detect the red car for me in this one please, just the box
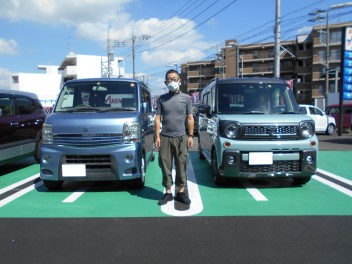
[325,103,352,132]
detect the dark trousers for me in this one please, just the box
[159,135,188,189]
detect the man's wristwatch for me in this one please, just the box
[188,135,194,138]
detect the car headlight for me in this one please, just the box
[42,123,53,144]
[224,122,241,139]
[123,122,140,143]
[300,121,315,139]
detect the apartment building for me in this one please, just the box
[180,22,352,106]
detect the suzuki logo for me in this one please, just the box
[84,127,89,133]
[267,126,276,136]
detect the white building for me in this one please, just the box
[10,53,125,108]
[59,52,125,82]
[10,65,62,108]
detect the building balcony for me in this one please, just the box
[312,89,324,98]
[187,83,200,90]
[296,50,312,58]
[297,66,312,74]
[296,82,311,90]
[62,66,77,77]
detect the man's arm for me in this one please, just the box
[155,114,161,149]
[186,114,194,148]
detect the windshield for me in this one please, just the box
[216,82,299,114]
[55,81,138,112]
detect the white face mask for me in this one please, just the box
[166,81,180,92]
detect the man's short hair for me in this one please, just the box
[165,69,180,80]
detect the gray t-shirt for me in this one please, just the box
[156,91,192,137]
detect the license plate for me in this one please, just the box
[249,152,273,165]
[62,164,86,177]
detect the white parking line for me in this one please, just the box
[0,174,40,195]
[316,168,352,187]
[161,158,204,217]
[62,189,86,203]
[243,181,268,201]
[0,181,43,207]
[313,175,352,197]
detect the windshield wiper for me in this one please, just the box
[242,111,265,114]
[99,107,136,112]
[280,111,298,114]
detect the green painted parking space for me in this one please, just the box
[0,151,352,218]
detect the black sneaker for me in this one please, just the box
[158,193,173,205]
[175,192,191,205]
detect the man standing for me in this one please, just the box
[155,69,194,205]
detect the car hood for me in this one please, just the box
[216,114,313,124]
[45,112,140,134]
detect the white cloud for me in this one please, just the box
[0,39,19,55]
[0,0,213,89]
[0,68,13,89]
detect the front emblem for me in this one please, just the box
[267,126,276,136]
[84,127,89,133]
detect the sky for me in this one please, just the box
[0,0,351,94]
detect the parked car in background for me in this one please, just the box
[299,104,336,135]
[325,103,352,132]
[0,89,46,165]
[192,103,200,134]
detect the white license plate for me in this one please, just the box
[62,164,86,177]
[249,152,273,165]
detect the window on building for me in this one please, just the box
[330,49,341,61]
[330,31,342,43]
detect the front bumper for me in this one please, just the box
[40,143,143,182]
[219,149,317,179]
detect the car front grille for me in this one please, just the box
[63,155,112,169]
[54,133,122,146]
[242,125,298,139]
[240,160,300,173]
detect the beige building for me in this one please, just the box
[180,22,352,106]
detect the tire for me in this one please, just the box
[43,180,64,190]
[325,124,335,135]
[34,139,42,163]
[293,176,311,185]
[133,155,146,189]
[211,151,225,185]
[34,130,42,163]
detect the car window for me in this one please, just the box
[0,96,14,117]
[16,96,37,115]
[299,106,307,114]
[55,81,138,112]
[216,83,298,114]
[309,106,322,115]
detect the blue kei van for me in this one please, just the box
[40,78,155,190]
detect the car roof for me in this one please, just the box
[215,77,288,85]
[64,77,141,84]
[0,89,39,99]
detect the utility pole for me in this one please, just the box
[274,0,281,78]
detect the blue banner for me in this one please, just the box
[342,27,352,100]
[344,84,352,91]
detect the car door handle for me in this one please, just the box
[10,121,19,126]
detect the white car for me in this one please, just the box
[299,104,336,135]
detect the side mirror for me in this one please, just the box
[198,104,211,116]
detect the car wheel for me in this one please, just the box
[325,124,335,135]
[211,151,225,185]
[34,139,42,163]
[43,180,64,190]
[133,155,146,189]
[293,176,311,185]
[34,131,42,163]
